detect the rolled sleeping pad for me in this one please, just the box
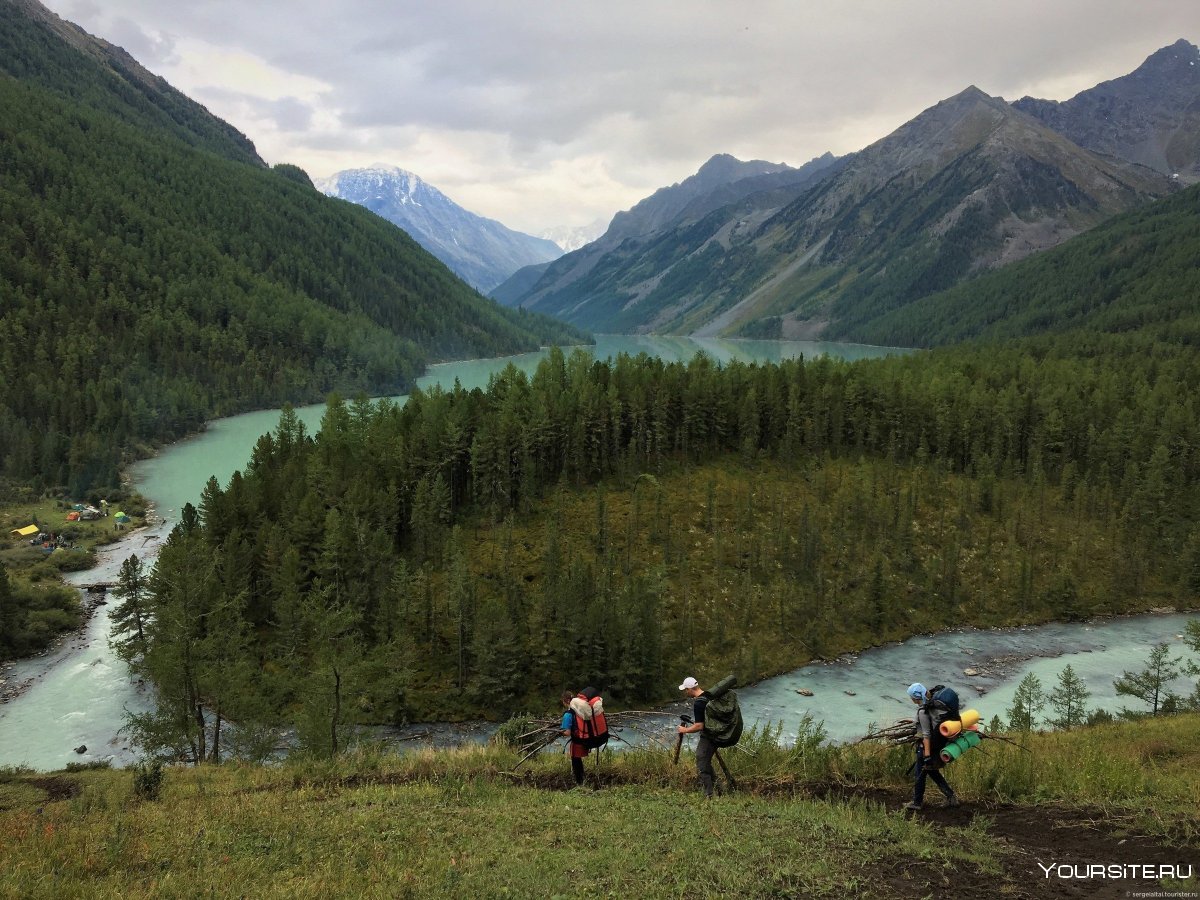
[938,710,982,737]
[940,731,982,763]
[939,719,962,738]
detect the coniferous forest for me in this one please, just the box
[0,7,585,498]
[5,0,1200,766]
[122,327,1200,757]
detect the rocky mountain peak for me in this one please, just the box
[1013,39,1200,181]
[1137,38,1200,76]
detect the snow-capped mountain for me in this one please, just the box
[314,166,562,293]
[540,217,611,252]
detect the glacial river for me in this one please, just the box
[0,336,1194,769]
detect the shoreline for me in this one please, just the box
[0,524,161,709]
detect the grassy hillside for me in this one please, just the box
[1,715,1196,897]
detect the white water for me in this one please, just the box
[1,336,1195,769]
[733,614,1197,743]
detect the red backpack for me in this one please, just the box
[568,687,609,751]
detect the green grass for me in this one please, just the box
[1,495,149,661]
[1,495,146,561]
[0,716,1195,898]
[0,758,998,899]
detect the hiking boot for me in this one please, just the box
[903,801,923,811]
[942,794,960,808]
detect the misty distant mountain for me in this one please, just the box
[602,153,798,245]
[315,166,562,292]
[1014,39,1200,183]
[540,218,610,252]
[489,261,553,305]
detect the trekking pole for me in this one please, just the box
[712,748,737,791]
[672,715,692,764]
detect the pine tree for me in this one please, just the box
[1007,672,1047,731]
[109,554,150,663]
[294,590,362,757]
[1114,643,1184,716]
[1046,664,1090,729]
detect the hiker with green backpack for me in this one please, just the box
[677,675,743,797]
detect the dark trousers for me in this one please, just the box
[914,746,953,804]
[696,734,717,797]
[570,756,585,785]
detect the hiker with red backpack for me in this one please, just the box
[560,688,609,787]
[905,682,961,811]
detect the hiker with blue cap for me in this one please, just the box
[904,682,959,811]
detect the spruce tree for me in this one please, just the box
[109,554,150,663]
[1047,664,1090,729]
[1007,672,1047,731]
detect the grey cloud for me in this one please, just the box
[44,0,1200,230]
[196,87,316,133]
[100,15,178,66]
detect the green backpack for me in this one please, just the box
[703,675,744,748]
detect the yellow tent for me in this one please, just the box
[11,525,39,537]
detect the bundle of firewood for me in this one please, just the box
[852,718,920,746]
[507,711,675,768]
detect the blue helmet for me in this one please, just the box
[907,682,927,701]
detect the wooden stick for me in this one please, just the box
[982,732,1033,753]
[713,748,737,791]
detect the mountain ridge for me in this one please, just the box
[0,0,263,166]
[500,80,1174,338]
[1013,38,1200,183]
[495,152,840,319]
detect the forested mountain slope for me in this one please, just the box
[0,0,262,166]
[0,0,586,495]
[844,183,1200,347]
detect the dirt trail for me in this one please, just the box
[814,784,1196,898]
[499,768,1197,896]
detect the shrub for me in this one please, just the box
[131,759,165,801]
[490,714,538,751]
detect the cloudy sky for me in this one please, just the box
[45,0,1200,235]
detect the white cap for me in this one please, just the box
[678,676,699,691]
